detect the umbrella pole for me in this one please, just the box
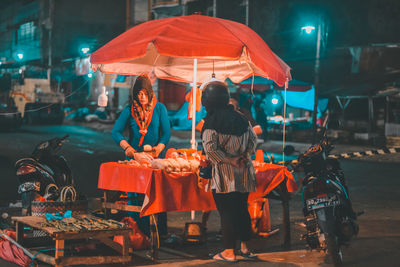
[191,58,198,221]
[191,58,198,151]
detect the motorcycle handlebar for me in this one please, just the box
[60,134,69,141]
[52,134,69,149]
[57,135,70,145]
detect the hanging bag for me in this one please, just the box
[198,158,212,179]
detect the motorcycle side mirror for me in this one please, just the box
[48,136,67,151]
[316,127,326,135]
[58,136,69,146]
[316,127,329,143]
[37,141,49,150]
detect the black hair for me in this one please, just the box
[201,81,249,136]
[201,81,230,112]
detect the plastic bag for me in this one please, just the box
[198,159,212,179]
[0,231,37,267]
[113,217,150,250]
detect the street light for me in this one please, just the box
[301,26,315,34]
[81,47,90,54]
[16,53,24,60]
[302,19,322,144]
[79,44,90,56]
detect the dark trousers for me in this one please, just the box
[127,192,168,237]
[212,191,252,249]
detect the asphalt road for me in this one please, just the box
[0,123,399,266]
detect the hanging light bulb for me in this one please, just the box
[199,77,222,90]
[199,62,222,90]
[98,86,108,107]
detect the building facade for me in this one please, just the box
[0,0,126,105]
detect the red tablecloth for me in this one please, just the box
[98,162,297,216]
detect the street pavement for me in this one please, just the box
[0,120,399,266]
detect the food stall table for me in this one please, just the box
[12,215,131,267]
[98,162,297,257]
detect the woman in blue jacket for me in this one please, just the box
[112,75,171,237]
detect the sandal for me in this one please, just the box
[212,252,238,263]
[239,250,257,259]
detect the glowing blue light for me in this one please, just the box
[301,26,315,34]
[17,53,24,60]
[271,97,279,105]
[87,73,93,78]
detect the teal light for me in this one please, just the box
[301,26,315,34]
[87,73,93,78]
[17,53,24,60]
[271,97,279,105]
[81,47,90,54]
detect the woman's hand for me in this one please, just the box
[222,156,242,168]
[154,143,165,158]
[225,153,250,168]
[120,140,135,158]
[125,147,136,158]
[238,156,250,167]
[231,157,243,168]
[239,152,251,166]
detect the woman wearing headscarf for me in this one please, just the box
[201,81,257,262]
[112,75,171,237]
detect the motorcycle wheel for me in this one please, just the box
[326,234,343,266]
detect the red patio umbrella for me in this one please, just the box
[90,14,292,151]
[91,14,291,86]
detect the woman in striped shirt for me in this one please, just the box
[201,81,257,262]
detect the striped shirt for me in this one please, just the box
[202,125,257,193]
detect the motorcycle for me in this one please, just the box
[290,128,359,266]
[15,135,77,215]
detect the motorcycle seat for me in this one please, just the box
[16,158,55,176]
[15,158,37,168]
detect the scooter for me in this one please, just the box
[15,135,76,215]
[291,128,359,266]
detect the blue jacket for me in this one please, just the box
[112,102,171,153]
